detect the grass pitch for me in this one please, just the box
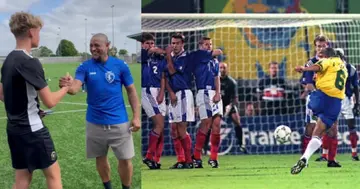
[142,154,360,189]
[0,62,141,189]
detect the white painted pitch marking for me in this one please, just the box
[49,109,87,114]
[58,101,130,107]
[58,102,87,106]
[0,109,87,120]
[0,103,133,120]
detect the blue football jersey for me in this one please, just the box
[345,62,359,98]
[163,51,193,92]
[141,49,165,88]
[192,50,219,90]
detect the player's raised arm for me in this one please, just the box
[165,46,176,75]
[141,33,165,63]
[148,47,166,55]
[38,86,69,109]
[304,49,337,73]
[295,64,320,73]
[212,49,223,57]
[18,59,70,109]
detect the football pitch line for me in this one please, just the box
[59,101,131,108]
[0,109,87,120]
[0,102,132,120]
[59,101,87,106]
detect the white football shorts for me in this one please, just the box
[141,87,166,118]
[196,89,223,120]
[305,94,317,124]
[340,96,354,120]
[168,89,195,123]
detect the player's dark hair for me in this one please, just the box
[171,33,185,43]
[313,34,329,46]
[141,32,155,43]
[269,61,278,67]
[198,36,211,45]
[321,47,337,57]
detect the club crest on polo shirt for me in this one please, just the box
[105,71,115,83]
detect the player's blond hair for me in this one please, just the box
[9,12,43,37]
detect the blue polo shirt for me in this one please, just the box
[75,56,134,125]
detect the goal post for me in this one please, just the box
[141,13,360,156]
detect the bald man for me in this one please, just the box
[204,62,247,154]
[59,33,140,189]
[220,63,247,153]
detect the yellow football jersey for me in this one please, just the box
[314,57,348,99]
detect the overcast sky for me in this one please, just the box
[0,0,141,56]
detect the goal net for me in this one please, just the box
[141,13,360,155]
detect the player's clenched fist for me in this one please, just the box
[156,92,164,104]
[213,93,221,103]
[169,92,177,106]
[165,45,173,54]
[130,118,141,132]
[295,66,305,73]
[58,72,73,88]
[148,47,166,54]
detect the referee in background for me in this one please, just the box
[203,62,248,154]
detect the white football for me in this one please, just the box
[274,125,292,144]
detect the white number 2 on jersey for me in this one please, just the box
[152,66,158,74]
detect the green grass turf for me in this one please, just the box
[0,62,141,189]
[142,154,360,189]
